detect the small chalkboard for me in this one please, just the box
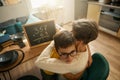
[23,20,56,48]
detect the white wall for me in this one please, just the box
[0,0,30,22]
[0,0,75,23]
[75,0,88,19]
[63,0,75,23]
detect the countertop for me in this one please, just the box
[88,1,120,9]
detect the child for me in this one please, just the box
[38,30,77,80]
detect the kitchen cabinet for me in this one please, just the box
[117,28,120,38]
[87,3,101,24]
[87,2,120,38]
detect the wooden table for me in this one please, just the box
[0,49,24,80]
[0,39,49,63]
[0,39,49,80]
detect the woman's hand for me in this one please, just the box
[63,70,85,80]
[63,73,78,80]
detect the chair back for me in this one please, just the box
[87,53,110,80]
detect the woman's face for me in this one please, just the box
[58,44,77,63]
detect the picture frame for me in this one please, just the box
[23,20,56,48]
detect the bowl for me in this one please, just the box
[0,50,15,66]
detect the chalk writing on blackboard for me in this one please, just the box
[33,25,50,42]
[23,20,56,48]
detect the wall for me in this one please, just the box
[0,0,75,23]
[63,0,74,23]
[0,0,30,22]
[75,0,88,20]
[63,0,97,22]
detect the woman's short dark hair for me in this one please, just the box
[53,30,75,50]
[72,19,98,44]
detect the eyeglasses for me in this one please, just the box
[58,50,77,59]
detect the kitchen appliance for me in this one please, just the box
[111,0,120,6]
[99,6,120,33]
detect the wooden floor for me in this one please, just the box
[89,31,120,80]
[0,23,120,80]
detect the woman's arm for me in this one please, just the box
[35,41,89,74]
[63,63,88,80]
[35,41,70,74]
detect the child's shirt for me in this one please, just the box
[44,48,60,75]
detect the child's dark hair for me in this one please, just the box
[53,30,75,50]
[72,19,98,44]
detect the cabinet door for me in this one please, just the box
[117,28,120,38]
[87,4,101,24]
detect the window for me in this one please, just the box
[30,0,64,24]
[30,0,64,9]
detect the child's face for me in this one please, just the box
[58,44,77,63]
